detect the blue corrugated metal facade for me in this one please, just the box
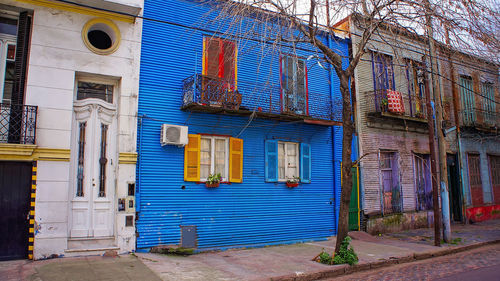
[136,0,349,250]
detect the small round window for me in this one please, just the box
[82,18,121,55]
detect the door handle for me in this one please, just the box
[92,178,96,187]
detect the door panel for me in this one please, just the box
[0,161,32,260]
[70,100,116,238]
[468,154,483,206]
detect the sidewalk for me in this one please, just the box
[138,219,500,281]
[1,220,498,281]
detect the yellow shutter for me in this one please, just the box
[229,137,243,183]
[184,134,200,181]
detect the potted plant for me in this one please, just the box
[205,173,221,188]
[286,176,300,188]
[380,98,389,112]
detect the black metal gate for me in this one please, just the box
[0,161,32,260]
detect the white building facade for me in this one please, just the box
[0,0,142,260]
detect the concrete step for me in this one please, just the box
[67,237,116,250]
[65,237,118,257]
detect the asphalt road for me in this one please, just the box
[327,244,500,281]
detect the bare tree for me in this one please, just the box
[204,0,500,254]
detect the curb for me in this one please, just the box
[269,239,500,281]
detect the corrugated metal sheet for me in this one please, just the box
[136,0,348,250]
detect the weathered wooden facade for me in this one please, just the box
[336,17,436,233]
[439,48,500,223]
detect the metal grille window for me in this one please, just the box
[200,136,229,181]
[482,82,496,125]
[460,76,475,125]
[414,154,432,211]
[77,82,113,103]
[405,59,426,118]
[76,122,86,197]
[468,153,483,206]
[98,124,108,197]
[372,52,395,92]
[380,151,402,214]
[278,141,299,181]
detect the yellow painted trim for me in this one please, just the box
[0,144,70,161]
[119,152,138,164]
[82,18,121,55]
[16,0,135,23]
[202,38,206,76]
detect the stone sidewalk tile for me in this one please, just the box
[139,220,500,281]
[0,255,161,281]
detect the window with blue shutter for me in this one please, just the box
[300,143,311,183]
[265,140,278,182]
[266,140,311,183]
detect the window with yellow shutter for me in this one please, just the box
[184,134,243,183]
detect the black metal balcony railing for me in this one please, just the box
[0,103,37,144]
[365,89,428,120]
[460,108,500,128]
[182,74,339,123]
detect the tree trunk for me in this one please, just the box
[335,72,354,253]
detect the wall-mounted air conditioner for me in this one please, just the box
[160,124,188,146]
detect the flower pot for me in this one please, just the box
[286,182,299,188]
[205,182,220,188]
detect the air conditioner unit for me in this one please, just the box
[161,124,188,146]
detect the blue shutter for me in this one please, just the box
[265,140,278,182]
[300,143,311,183]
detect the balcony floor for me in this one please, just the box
[181,103,341,126]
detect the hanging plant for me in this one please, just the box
[205,173,221,188]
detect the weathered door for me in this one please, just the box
[447,154,462,222]
[0,161,32,260]
[467,154,483,206]
[70,98,116,238]
[489,155,500,204]
[348,167,359,231]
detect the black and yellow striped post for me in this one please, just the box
[28,161,37,260]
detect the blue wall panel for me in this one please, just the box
[137,0,348,250]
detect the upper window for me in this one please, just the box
[281,56,308,115]
[405,59,426,118]
[184,134,243,183]
[372,52,395,92]
[203,37,236,83]
[77,81,113,103]
[265,140,311,183]
[200,136,229,181]
[278,141,299,181]
[1,44,15,104]
[481,82,496,124]
[460,76,475,124]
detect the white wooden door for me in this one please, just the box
[70,98,116,238]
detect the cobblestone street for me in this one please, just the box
[329,244,500,281]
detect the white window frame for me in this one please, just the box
[278,141,300,181]
[200,136,229,182]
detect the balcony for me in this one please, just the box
[0,103,38,144]
[365,90,428,132]
[181,74,340,126]
[460,108,500,131]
